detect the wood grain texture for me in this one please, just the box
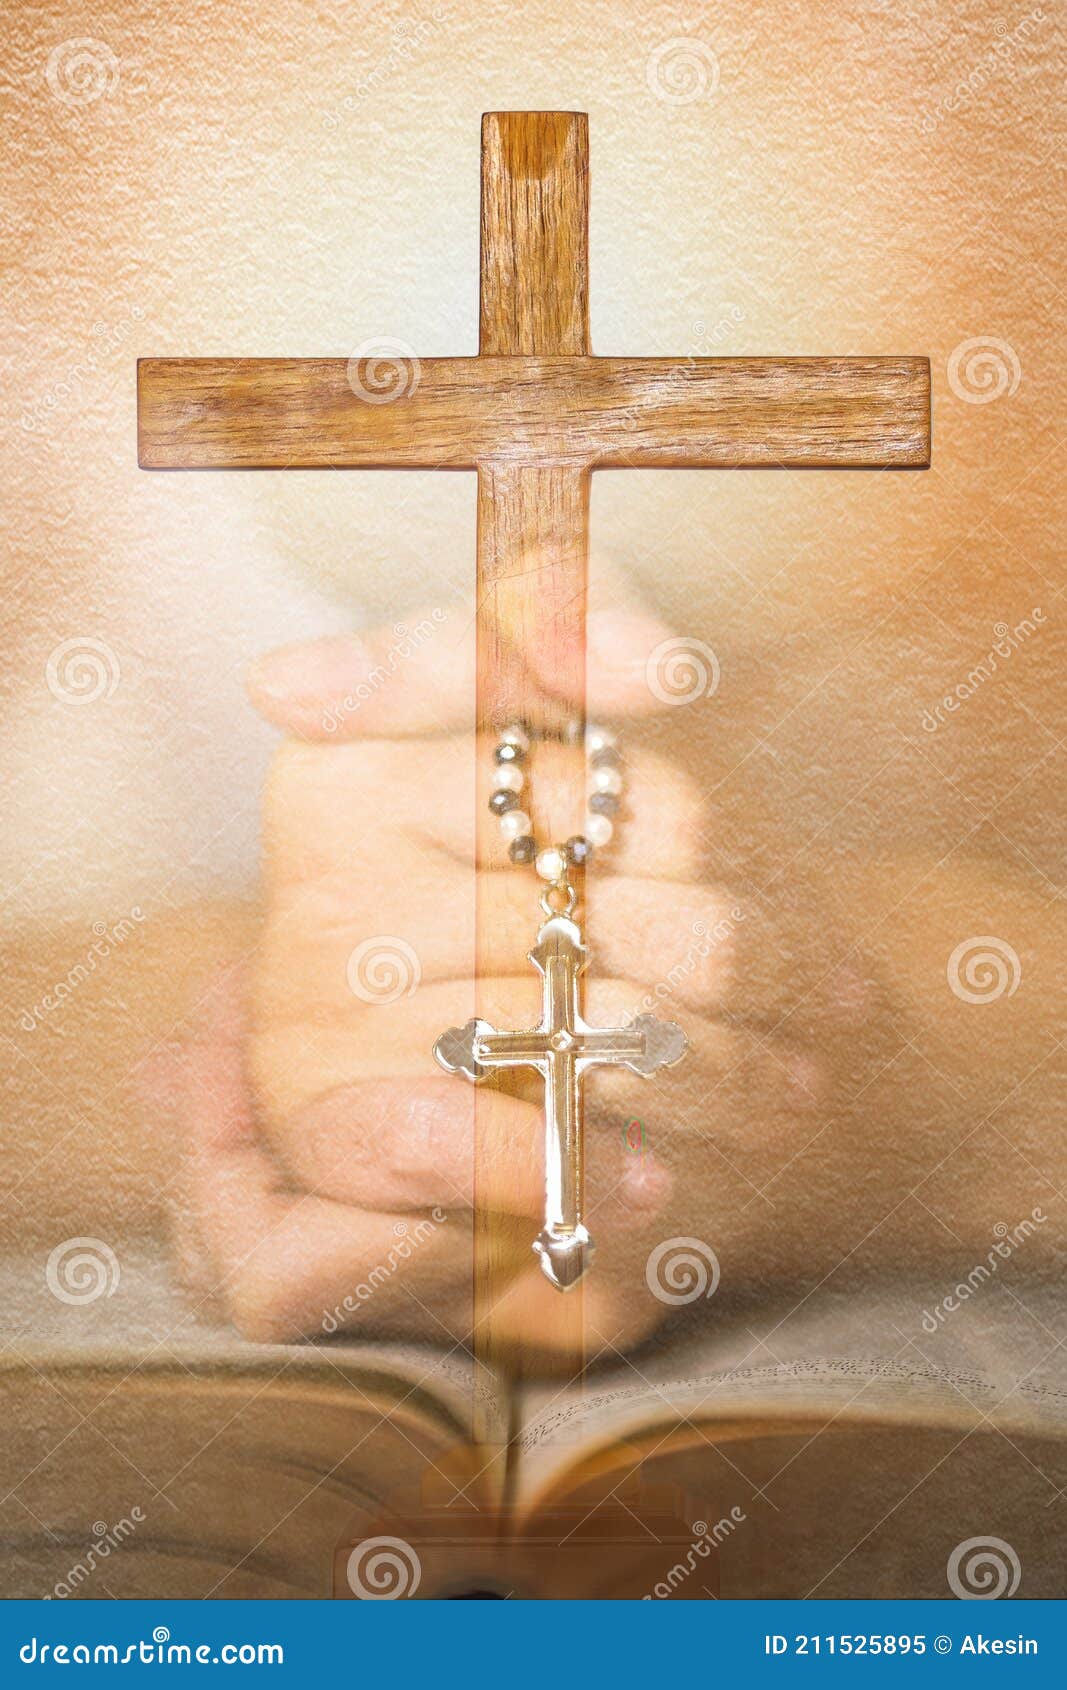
[474,461,591,1380]
[138,355,931,470]
[475,115,591,1381]
[479,111,589,356]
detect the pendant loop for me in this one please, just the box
[539,878,577,919]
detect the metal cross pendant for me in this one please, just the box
[433,914,688,1291]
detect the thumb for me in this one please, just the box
[528,569,682,719]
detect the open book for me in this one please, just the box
[3,1251,1065,1600]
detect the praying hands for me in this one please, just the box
[169,593,885,1367]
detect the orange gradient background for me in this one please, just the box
[2,0,1063,1278]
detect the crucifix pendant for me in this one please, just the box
[433,907,688,1291]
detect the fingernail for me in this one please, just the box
[247,635,371,705]
[619,1152,674,1218]
[587,609,671,681]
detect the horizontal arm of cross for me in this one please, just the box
[137,354,930,471]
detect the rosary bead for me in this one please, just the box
[589,791,619,816]
[508,835,537,865]
[586,725,617,757]
[494,763,524,794]
[500,723,530,755]
[585,813,613,848]
[591,764,623,796]
[494,741,524,766]
[565,835,591,866]
[500,808,532,840]
[536,846,567,883]
[489,789,520,815]
[589,744,621,770]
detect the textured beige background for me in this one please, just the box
[2,0,1063,1258]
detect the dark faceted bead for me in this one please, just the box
[494,742,524,765]
[589,791,619,816]
[489,789,519,815]
[590,746,622,769]
[565,835,591,866]
[508,835,537,865]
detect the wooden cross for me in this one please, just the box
[138,110,930,1375]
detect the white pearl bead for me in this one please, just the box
[500,723,530,754]
[494,764,524,794]
[500,809,531,840]
[591,764,623,796]
[536,846,566,882]
[585,813,613,848]
[586,725,616,756]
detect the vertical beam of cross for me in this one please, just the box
[475,112,592,1372]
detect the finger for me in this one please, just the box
[255,873,739,1041]
[256,1052,688,1227]
[173,970,470,1342]
[531,600,683,721]
[259,735,706,890]
[183,1043,472,1345]
[246,603,476,740]
[250,974,824,1151]
[246,572,684,742]
[271,1076,544,1216]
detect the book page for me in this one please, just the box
[516,1276,1067,1511]
[0,1244,506,1445]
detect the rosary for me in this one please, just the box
[434,723,688,1291]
